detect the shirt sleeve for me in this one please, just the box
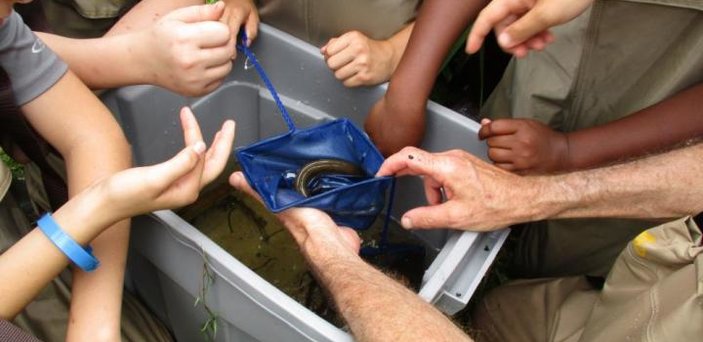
[0,11,68,106]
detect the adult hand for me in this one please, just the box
[135,2,235,96]
[364,95,426,157]
[229,172,362,258]
[221,0,259,46]
[478,118,569,174]
[321,31,398,87]
[104,107,235,218]
[377,147,539,231]
[466,0,593,57]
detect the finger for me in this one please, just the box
[342,75,366,88]
[480,118,491,126]
[500,7,555,49]
[338,227,362,253]
[181,107,204,146]
[202,120,236,185]
[244,12,260,45]
[203,57,233,79]
[326,47,356,71]
[323,34,351,57]
[145,142,205,192]
[229,171,263,203]
[376,147,452,186]
[334,63,359,82]
[400,201,466,230]
[487,147,514,163]
[486,119,521,135]
[201,44,237,68]
[524,36,546,51]
[167,2,225,24]
[494,162,516,172]
[466,1,513,54]
[485,135,517,149]
[423,176,444,205]
[188,21,231,48]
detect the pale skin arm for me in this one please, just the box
[320,22,414,87]
[36,3,236,97]
[229,172,472,342]
[1,105,235,321]
[21,70,131,341]
[376,144,703,231]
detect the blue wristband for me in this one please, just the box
[37,213,100,272]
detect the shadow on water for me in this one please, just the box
[177,177,434,327]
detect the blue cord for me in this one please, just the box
[237,31,400,251]
[237,32,297,132]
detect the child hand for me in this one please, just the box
[478,118,569,174]
[466,0,593,57]
[220,0,259,47]
[321,31,398,87]
[136,3,235,96]
[101,107,235,219]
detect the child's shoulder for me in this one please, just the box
[0,11,67,106]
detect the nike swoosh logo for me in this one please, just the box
[31,39,45,53]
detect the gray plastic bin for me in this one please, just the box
[103,24,508,342]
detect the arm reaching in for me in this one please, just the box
[229,172,472,342]
[365,0,488,156]
[479,83,703,174]
[37,3,235,97]
[376,145,703,231]
[0,107,235,320]
[321,23,414,87]
[466,0,593,56]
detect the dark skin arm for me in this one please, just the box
[479,83,703,173]
[364,0,489,156]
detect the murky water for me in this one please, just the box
[177,182,433,327]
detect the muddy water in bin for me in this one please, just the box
[177,178,435,327]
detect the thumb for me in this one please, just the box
[166,2,225,24]
[498,8,553,49]
[147,142,205,189]
[400,201,463,230]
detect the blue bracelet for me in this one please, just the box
[37,213,100,272]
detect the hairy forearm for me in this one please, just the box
[534,142,703,221]
[36,32,153,90]
[565,83,703,170]
[386,0,487,106]
[308,252,471,341]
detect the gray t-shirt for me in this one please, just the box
[0,11,67,106]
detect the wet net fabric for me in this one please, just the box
[234,33,393,230]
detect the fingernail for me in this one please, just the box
[401,216,413,229]
[193,141,206,154]
[498,32,513,47]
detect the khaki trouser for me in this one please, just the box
[482,0,703,277]
[472,216,703,342]
[41,0,139,38]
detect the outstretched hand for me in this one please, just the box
[377,147,537,231]
[103,107,235,219]
[466,0,593,57]
[229,171,362,258]
[478,118,569,173]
